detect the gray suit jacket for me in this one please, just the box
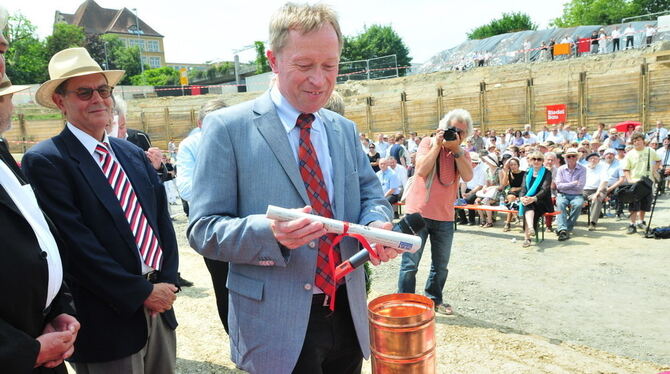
[187,91,391,373]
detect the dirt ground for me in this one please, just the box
[165,194,670,373]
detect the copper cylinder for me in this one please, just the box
[368,293,436,374]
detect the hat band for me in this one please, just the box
[0,80,10,89]
[53,65,104,80]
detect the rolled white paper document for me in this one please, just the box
[265,205,422,252]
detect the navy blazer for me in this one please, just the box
[21,127,179,363]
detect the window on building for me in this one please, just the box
[147,40,160,52]
[149,57,161,69]
[128,38,145,51]
[141,56,148,66]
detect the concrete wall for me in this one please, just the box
[245,72,273,92]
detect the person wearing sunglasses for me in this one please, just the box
[519,152,554,247]
[554,148,587,241]
[22,48,180,373]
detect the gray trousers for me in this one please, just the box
[584,188,605,225]
[71,309,176,374]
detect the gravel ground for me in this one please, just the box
[167,194,670,373]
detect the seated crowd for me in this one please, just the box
[360,121,669,248]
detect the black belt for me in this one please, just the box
[144,271,159,283]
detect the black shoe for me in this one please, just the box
[636,221,646,229]
[457,219,469,225]
[468,221,477,226]
[627,224,637,235]
[557,230,569,241]
[177,274,193,287]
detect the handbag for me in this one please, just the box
[475,186,498,199]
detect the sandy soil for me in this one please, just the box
[165,194,670,373]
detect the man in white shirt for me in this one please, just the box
[646,120,668,147]
[387,156,408,190]
[582,153,608,230]
[375,133,390,157]
[547,125,565,144]
[624,24,635,49]
[645,24,657,47]
[407,131,419,153]
[536,125,551,143]
[562,124,578,143]
[377,158,402,204]
[457,152,486,225]
[611,26,621,52]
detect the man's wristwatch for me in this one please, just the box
[453,150,464,158]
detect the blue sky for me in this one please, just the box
[7,0,566,64]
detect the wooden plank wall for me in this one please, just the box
[8,62,670,153]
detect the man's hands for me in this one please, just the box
[269,208,402,266]
[367,221,402,266]
[143,282,178,317]
[35,313,80,368]
[270,206,327,249]
[145,147,163,170]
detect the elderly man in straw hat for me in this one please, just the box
[21,47,180,373]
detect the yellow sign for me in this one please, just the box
[179,68,188,85]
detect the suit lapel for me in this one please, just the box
[253,92,310,206]
[60,128,141,262]
[320,111,345,220]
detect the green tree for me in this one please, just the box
[5,13,48,84]
[85,33,111,69]
[98,34,145,85]
[254,41,270,74]
[341,24,412,77]
[206,66,218,80]
[45,23,86,60]
[130,66,179,86]
[633,0,670,15]
[217,61,232,75]
[551,0,641,27]
[467,12,538,40]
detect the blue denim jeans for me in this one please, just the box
[556,193,585,232]
[397,218,454,306]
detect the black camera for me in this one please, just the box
[443,127,458,141]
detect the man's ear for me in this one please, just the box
[52,93,66,114]
[267,49,279,73]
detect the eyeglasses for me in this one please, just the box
[65,85,113,101]
[565,155,577,158]
[530,158,543,161]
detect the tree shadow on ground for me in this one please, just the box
[176,358,243,373]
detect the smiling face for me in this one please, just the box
[53,74,113,140]
[267,23,339,114]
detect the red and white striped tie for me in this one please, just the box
[95,142,163,270]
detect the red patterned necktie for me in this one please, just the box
[95,142,163,271]
[296,113,341,304]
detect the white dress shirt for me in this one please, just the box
[67,123,155,274]
[0,161,63,309]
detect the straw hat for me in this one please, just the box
[0,75,30,97]
[35,48,124,109]
[565,147,579,155]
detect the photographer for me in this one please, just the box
[398,109,474,315]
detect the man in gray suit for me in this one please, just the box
[188,3,400,374]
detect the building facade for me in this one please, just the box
[55,0,165,68]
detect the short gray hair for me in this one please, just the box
[269,2,343,55]
[438,108,473,138]
[113,94,127,116]
[198,97,228,122]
